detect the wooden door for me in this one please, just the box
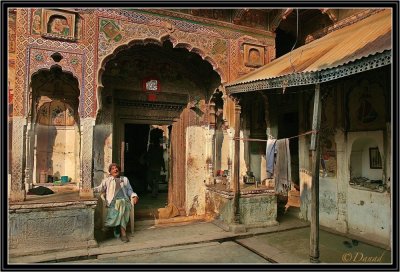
[169,108,189,215]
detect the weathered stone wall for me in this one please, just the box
[297,72,391,247]
[206,189,278,227]
[9,200,97,257]
[185,126,207,216]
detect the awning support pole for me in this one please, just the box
[310,83,321,263]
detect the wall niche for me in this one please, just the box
[348,131,386,193]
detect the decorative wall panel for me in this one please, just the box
[81,117,95,191]
[11,117,25,194]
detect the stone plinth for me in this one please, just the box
[206,185,278,229]
[9,198,98,257]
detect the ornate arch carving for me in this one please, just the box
[97,15,228,84]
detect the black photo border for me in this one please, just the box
[1,0,399,271]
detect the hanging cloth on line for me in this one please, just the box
[274,138,291,194]
[266,139,277,179]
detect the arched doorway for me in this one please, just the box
[29,66,81,188]
[96,39,221,220]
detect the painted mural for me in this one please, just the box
[31,9,42,35]
[319,90,337,178]
[347,80,385,131]
[41,9,76,41]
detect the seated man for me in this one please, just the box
[94,163,139,242]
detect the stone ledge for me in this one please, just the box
[9,240,97,260]
[9,199,97,211]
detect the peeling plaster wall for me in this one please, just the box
[206,190,234,223]
[346,188,391,246]
[296,71,391,247]
[93,124,113,187]
[299,129,391,247]
[220,130,230,171]
[345,131,390,246]
[319,179,338,223]
[185,126,207,215]
[9,201,97,256]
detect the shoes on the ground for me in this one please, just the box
[114,227,120,238]
[120,235,129,243]
[343,241,352,248]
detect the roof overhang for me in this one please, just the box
[226,50,391,94]
[226,9,392,94]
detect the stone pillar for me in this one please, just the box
[10,117,26,202]
[206,102,216,181]
[227,127,235,189]
[9,9,29,202]
[80,117,96,199]
[205,128,216,184]
[24,121,35,191]
[231,97,245,233]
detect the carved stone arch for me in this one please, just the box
[174,42,193,51]
[160,34,177,46]
[29,65,81,121]
[29,61,82,93]
[142,37,163,46]
[190,47,206,58]
[96,36,226,114]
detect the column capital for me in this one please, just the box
[205,128,216,137]
[227,127,235,138]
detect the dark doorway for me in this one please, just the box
[124,124,149,194]
[124,124,169,221]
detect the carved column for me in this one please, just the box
[23,90,35,191]
[233,98,241,224]
[80,117,96,199]
[10,9,29,202]
[10,117,26,202]
[227,127,235,189]
[206,102,216,181]
[205,128,216,184]
[24,121,34,191]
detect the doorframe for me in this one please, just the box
[114,118,172,174]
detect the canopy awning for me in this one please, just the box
[226,9,392,94]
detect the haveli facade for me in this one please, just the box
[7,7,393,257]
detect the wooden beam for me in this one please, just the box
[310,83,321,263]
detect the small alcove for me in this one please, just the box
[349,133,385,192]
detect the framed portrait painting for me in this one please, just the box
[41,9,76,41]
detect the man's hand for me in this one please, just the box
[131,196,139,205]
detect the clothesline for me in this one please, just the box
[233,130,318,142]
